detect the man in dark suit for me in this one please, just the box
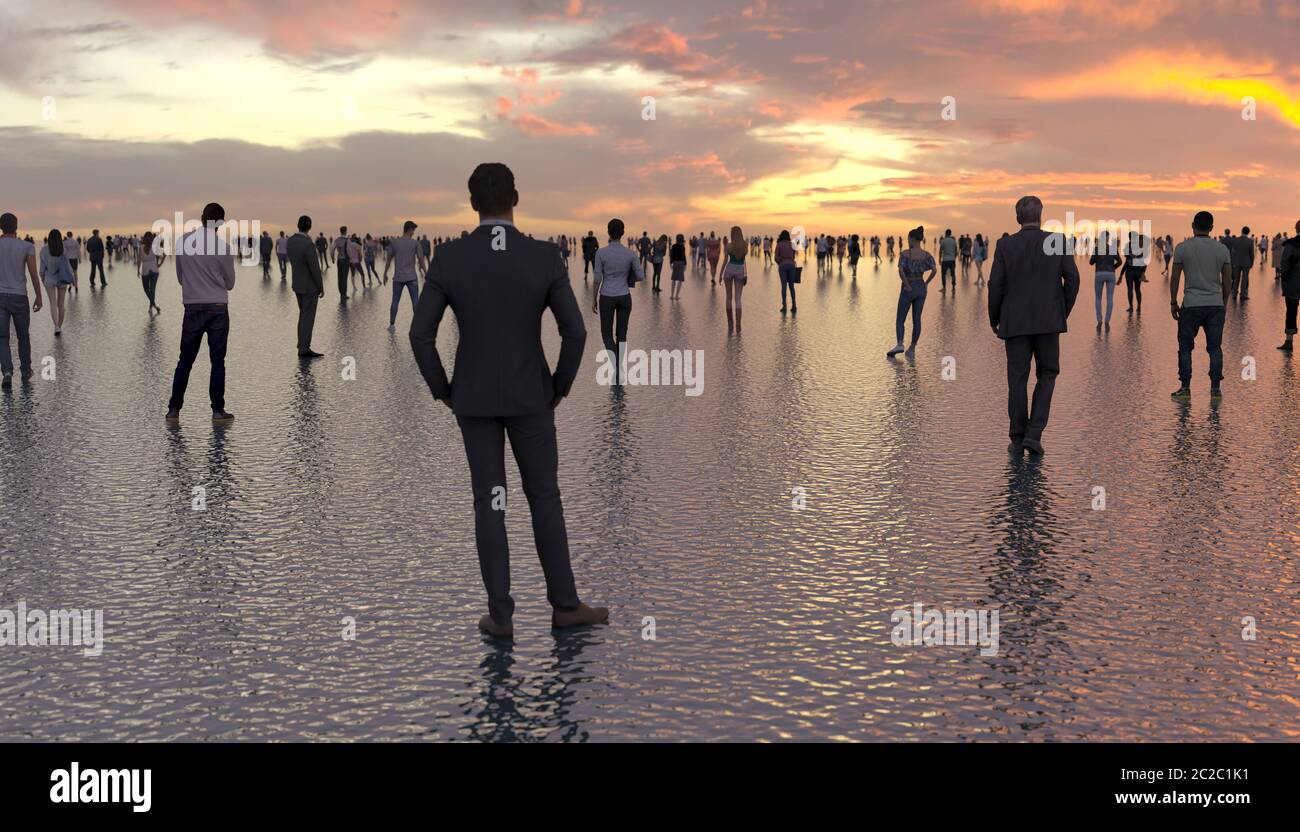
[410,162,607,639]
[988,195,1080,456]
[287,215,324,358]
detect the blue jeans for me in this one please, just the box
[896,286,926,344]
[1177,305,1225,387]
[779,262,797,307]
[1094,272,1116,322]
[0,293,32,376]
[169,304,229,411]
[390,280,418,325]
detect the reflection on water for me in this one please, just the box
[0,254,1296,741]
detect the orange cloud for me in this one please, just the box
[1022,51,1300,129]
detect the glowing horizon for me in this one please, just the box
[2,0,1299,239]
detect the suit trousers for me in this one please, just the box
[336,259,350,298]
[295,291,318,354]
[1230,265,1250,299]
[457,409,580,625]
[1003,333,1060,443]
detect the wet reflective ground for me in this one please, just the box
[1,250,1297,741]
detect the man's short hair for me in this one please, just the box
[1014,196,1043,225]
[468,162,516,215]
[1241,225,1250,235]
[298,215,312,232]
[0,213,16,234]
[339,226,347,234]
[403,220,418,233]
[607,218,625,239]
[1193,211,1214,232]
[202,202,225,224]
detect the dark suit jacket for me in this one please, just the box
[988,227,1080,339]
[286,232,323,295]
[410,224,586,417]
[1229,235,1255,269]
[1280,237,1300,299]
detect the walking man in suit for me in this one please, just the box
[988,195,1080,456]
[410,162,607,639]
[287,215,325,359]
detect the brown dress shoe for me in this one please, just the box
[478,615,514,639]
[551,603,609,629]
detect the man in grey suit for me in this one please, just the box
[410,163,607,639]
[286,215,324,358]
[988,195,1080,456]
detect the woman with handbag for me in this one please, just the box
[775,229,799,314]
[592,218,642,384]
[39,229,75,336]
[720,226,747,333]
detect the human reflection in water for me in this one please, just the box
[1159,405,1224,556]
[981,457,1077,735]
[462,628,598,742]
[588,385,641,521]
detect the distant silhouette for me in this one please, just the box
[988,196,1080,455]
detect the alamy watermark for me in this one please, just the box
[0,601,104,657]
[596,343,704,396]
[149,211,262,266]
[890,602,1000,657]
[1042,212,1153,257]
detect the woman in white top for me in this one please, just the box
[137,231,165,314]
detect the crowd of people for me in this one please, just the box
[2,165,1298,637]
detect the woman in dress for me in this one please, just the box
[971,233,988,284]
[669,234,686,300]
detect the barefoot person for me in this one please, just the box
[988,196,1080,456]
[410,162,607,639]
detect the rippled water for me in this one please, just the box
[1,250,1297,742]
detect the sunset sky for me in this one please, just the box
[2,0,1299,239]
